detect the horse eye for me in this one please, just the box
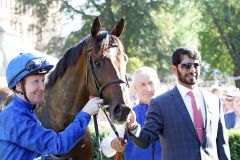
[95,60,104,68]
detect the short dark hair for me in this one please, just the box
[172,47,201,66]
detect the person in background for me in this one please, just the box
[224,91,240,129]
[211,85,223,97]
[101,66,162,160]
[0,53,103,160]
[210,85,230,114]
[127,47,230,160]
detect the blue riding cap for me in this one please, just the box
[6,53,54,90]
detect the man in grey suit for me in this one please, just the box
[127,47,230,160]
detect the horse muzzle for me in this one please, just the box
[111,104,131,124]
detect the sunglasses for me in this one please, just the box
[25,58,49,71]
[179,62,201,70]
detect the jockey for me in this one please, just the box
[0,53,103,160]
[6,53,54,102]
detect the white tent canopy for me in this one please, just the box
[0,30,59,87]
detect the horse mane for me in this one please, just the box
[46,31,112,89]
[46,36,89,89]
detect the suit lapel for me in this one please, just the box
[171,86,198,140]
[200,90,212,144]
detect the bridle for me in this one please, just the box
[87,55,129,99]
[86,33,129,98]
[86,34,129,160]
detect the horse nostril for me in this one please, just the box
[113,105,131,118]
[112,104,131,123]
[124,106,131,115]
[113,105,122,114]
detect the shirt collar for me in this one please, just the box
[177,83,200,98]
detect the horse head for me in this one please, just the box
[39,17,131,159]
[42,17,131,130]
[86,17,131,123]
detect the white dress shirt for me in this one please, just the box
[177,83,206,126]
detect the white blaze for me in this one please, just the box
[109,47,118,65]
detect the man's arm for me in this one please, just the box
[128,98,162,148]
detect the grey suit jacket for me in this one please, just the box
[129,86,230,160]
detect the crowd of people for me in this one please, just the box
[1,46,239,160]
[210,85,240,129]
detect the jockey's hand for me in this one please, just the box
[111,138,127,152]
[82,97,103,115]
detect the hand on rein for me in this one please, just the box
[82,96,103,115]
[89,96,109,110]
[111,137,127,153]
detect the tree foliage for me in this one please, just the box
[197,0,240,87]
[15,0,177,77]
[62,0,171,75]
[14,0,240,87]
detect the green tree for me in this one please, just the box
[197,0,240,87]
[14,0,174,76]
[152,0,202,77]
[16,0,240,85]
[62,0,169,74]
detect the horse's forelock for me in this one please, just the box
[95,31,108,43]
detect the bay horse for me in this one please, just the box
[36,17,131,160]
[0,87,12,111]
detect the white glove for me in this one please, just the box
[82,97,103,115]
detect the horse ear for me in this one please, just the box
[91,17,101,37]
[111,18,124,37]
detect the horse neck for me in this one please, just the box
[42,58,90,130]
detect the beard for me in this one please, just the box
[177,69,198,85]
